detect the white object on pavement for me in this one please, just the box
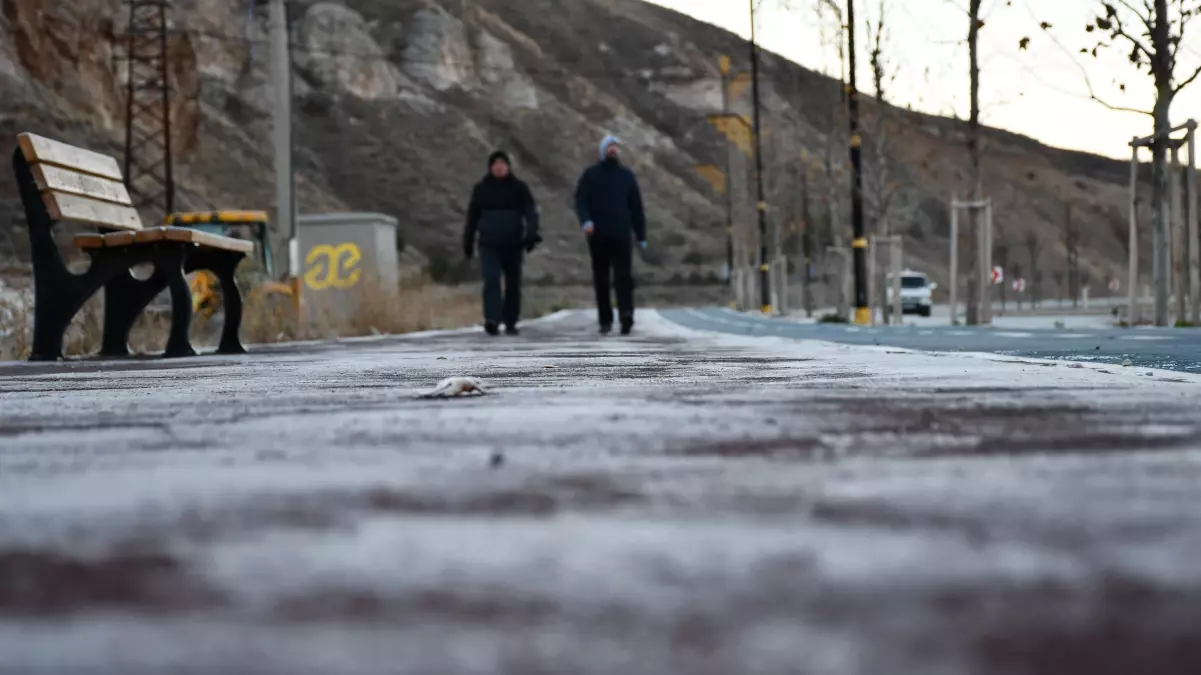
[418,376,490,399]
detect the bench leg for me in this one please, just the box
[100,266,169,358]
[14,149,118,361]
[213,252,247,355]
[162,251,197,359]
[29,291,81,362]
[185,250,247,355]
[28,254,122,362]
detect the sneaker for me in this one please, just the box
[505,324,519,336]
[599,324,612,335]
[484,322,500,336]
[620,319,634,336]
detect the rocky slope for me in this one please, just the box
[0,0,1144,300]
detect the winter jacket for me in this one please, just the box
[464,174,540,252]
[574,158,647,243]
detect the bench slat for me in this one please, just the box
[45,191,143,231]
[74,233,106,249]
[136,227,255,254]
[18,133,124,181]
[190,229,255,254]
[167,210,270,225]
[32,164,132,206]
[74,228,254,254]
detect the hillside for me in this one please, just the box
[0,0,1145,302]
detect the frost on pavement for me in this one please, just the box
[1,310,1200,675]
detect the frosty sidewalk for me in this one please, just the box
[2,310,1201,675]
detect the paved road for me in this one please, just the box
[661,307,1201,374]
[3,310,1201,674]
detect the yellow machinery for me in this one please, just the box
[167,211,297,319]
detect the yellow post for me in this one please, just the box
[852,237,871,325]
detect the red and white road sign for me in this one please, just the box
[1108,278,1121,292]
[1012,278,1026,293]
[991,266,1004,285]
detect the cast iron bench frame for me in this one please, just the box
[12,132,257,361]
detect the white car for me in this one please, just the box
[886,270,936,317]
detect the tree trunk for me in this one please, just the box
[1151,0,1172,326]
[801,168,814,317]
[966,0,983,325]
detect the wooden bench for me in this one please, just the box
[11,132,256,361]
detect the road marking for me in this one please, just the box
[687,308,731,325]
[1123,335,1174,341]
[949,331,973,336]
[919,331,934,336]
[1054,333,1095,339]
[995,332,1035,338]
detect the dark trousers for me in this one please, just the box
[480,244,523,327]
[588,236,634,327]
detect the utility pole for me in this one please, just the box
[749,0,771,313]
[845,0,869,325]
[269,0,297,278]
[719,56,736,291]
[121,0,175,216]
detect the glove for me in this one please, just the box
[524,234,543,253]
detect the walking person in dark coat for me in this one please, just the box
[463,150,541,336]
[574,135,647,335]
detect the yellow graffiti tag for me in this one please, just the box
[304,242,363,291]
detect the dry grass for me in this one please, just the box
[301,275,480,341]
[0,289,31,361]
[0,273,483,360]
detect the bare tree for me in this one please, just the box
[1065,202,1081,307]
[1022,1,1201,323]
[862,0,914,242]
[964,0,985,324]
[1025,230,1041,307]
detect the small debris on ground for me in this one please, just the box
[490,451,505,468]
[1122,359,1134,367]
[418,376,490,399]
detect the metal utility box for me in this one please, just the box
[297,212,400,323]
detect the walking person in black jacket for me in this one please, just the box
[574,135,647,335]
[463,150,541,336]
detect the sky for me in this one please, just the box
[646,0,1201,160]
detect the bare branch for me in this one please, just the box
[1112,0,1155,33]
[1019,2,1155,116]
[1172,0,1199,62]
[1175,62,1201,93]
[1107,6,1156,62]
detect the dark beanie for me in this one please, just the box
[488,150,511,169]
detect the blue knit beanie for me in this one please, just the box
[599,135,621,160]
